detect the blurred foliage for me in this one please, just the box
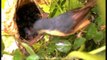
[1,0,6,9]
[65,50,105,60]
[13,49,24,60]
[55,40,72,53]
[21,43,35,55]
[73,37,86,50]
[49,0,83,17]
[2,0,106,60]
[26,54,40,60]
[2,41,5,55]
[97,0,105,22]
[2,36,16,50]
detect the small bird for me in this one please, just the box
[32,0,96,36]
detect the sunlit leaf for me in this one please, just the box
[32,43,42,52]
[65,51,105,60]
[2,36,16,50]
[21,43,35,55]
[1,0,6,9]
[55,40,72,53]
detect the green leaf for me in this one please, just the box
[55,40,72,53]
[86,23,98,40]
[51,36,62,41]
[95,17,105,29]
[93,31,104,43]
[91,5,100,14]
[49,7,62,17]
[40,5,50,13]
[21,43,35,55]
[68,0,83,10]
[26,54,40,60]
[2,41,5,55]
[49,0,83,17]
[13,49,24,60]
[2,41,5,51]
[97,0,106,22]
[36,48,46,57]
[44,34,50,42]
[46,43,56,54]
[65,51,105,60]
[73,37,86,49]
[32,42,42,52]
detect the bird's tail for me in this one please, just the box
[69,0,96,34]
[72,0,96,22]
[81,0,96,10]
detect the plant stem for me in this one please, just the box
[89,45,106,54]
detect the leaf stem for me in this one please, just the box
[54,0,63,13]
[89,46,106,54]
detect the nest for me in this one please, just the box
[2,0,46,43]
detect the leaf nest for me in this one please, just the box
[2,0,43,42]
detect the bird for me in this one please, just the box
[32,0,96,36]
